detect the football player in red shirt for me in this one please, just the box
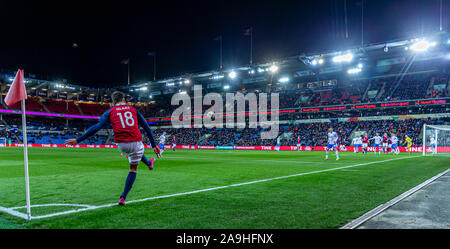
[65,91,160,206]
[362,133,369,154]
[382,133,389,154]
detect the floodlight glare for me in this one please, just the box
[311,59,318,65]
[357,63,363,69]
[228,71,237,79]
[410,40,437,52]
[269,65,279,73]
[184,79,190,84]
[257,68,265,73]
[318,58,324,64]
[223,85,230,90]
[211,75,224,80]
[347,68,362,74]
[279,77,289,83]
[332,53,353,63]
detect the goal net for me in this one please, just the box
[422,124,450,156]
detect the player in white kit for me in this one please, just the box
[390,133,400,155]
[326,128,339,160]
[355,136,362,153]
[351,137,358,153]
[275,136,281,152]
[430,136,437,154]
[158,132,167,156]
[370,133,383,155]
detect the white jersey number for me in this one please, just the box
[117,111,135,128]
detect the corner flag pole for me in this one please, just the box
[21,99,31,220]
[4,69,31,220]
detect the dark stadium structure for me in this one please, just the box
[1,31,449,148]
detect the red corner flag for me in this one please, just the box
[4,69,32,221]
[4,69,27,107]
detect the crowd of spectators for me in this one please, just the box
[2,114,449,147]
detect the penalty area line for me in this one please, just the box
[2,155,421,220]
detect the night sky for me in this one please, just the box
[0,0,447,87]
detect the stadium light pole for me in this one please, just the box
[440,0,443,31]
[361,0,364,47]
[128,59,130,85]
[244,27,253,65]
[121,58,130,85]
[220,36,223,69]
[214,35,223,69]
[148,52,156,81]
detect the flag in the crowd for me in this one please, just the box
[121,58,129,65]
[213,35,222,41]
[147,52,156,56]
[4,69,27,107]
[243,27,252,36]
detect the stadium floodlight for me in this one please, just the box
[228,71,237,79]
[409,40,437,52]
[278,77,289,83]
[268,65,279,73]
[248,69,255,74]
[211,74,224,80]
[149,95,153,99]
[311,58,324,66]
[139,87,148,91]
[166,82,175,86]
[347,67,362,74]
[184,79,190,84]
[257,68,265,73]
[357,63,363,69]
[332,53,353,63]
[223,85,230,90]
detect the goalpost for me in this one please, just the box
[422,124,450,156]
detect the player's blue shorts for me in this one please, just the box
[373,144,380,148]
[327,144,337,149]
[431,144,436,148]
[159,143,165,150]
[355,144,362,148]
[391,143,398,149]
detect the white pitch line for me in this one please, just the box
[10,203,95,210]
[0,206,29,220]
[2,156,421,220]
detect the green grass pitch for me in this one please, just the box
[0,147,449,229]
